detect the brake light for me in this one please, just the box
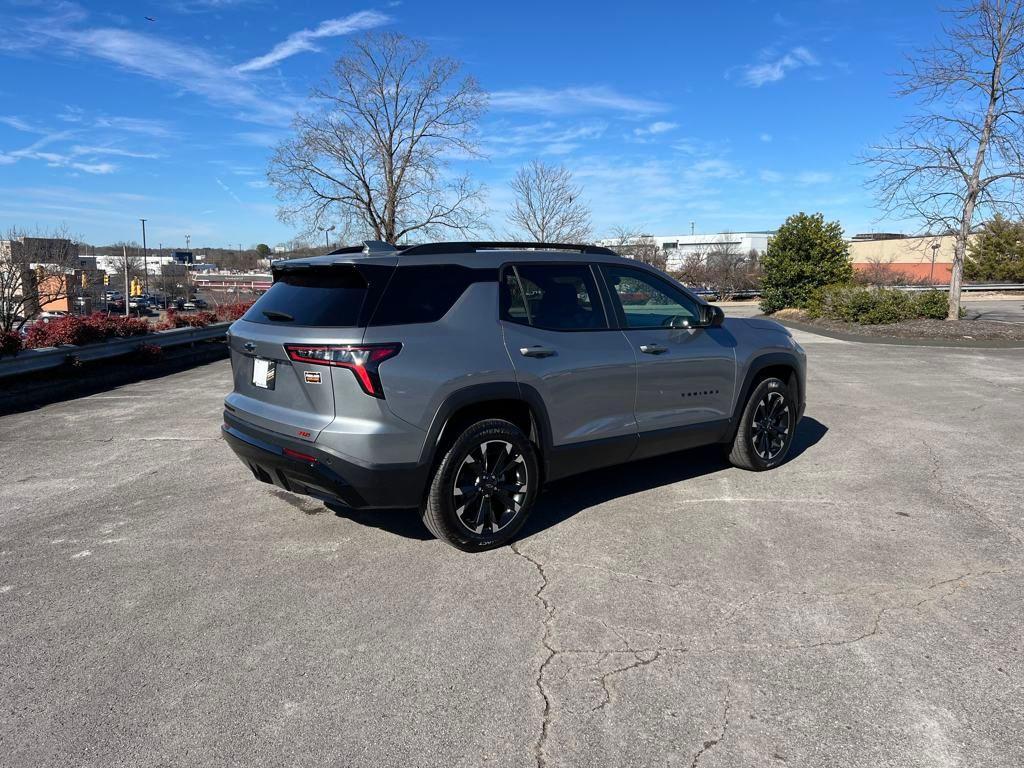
[283,343,401,398]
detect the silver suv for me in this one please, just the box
[222,241,806,550]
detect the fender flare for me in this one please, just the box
[417,381,554,469]
[731,351,803,428]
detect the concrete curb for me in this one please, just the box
[774,317,1024,349]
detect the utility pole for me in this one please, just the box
[122,245,130,318]
[139,218,149,296]
[690,222,695,236]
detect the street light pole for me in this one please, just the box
[321,225,335,250]
[140,218,149,296]
[930,242,940,286]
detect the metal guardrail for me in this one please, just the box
[0,323,230,380]
[698,283,1024,300]
[890,283,1024,293]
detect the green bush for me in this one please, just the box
[807,285,956,324]
[760,212,853,313]
[911,290,950,320]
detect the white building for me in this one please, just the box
[596,232,773,271]
[93,251,208,275]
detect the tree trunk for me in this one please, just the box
[948,230,967,320]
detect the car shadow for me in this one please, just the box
[520,415,828,539]
[325,416,828,543]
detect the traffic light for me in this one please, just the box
[81,272,88,288]
[103,273,110,286]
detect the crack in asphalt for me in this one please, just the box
[919,438,1024,547]
[689,685,731,768]
[510,539,1005,766]
[592,651,661,712]
[510,542,557,768]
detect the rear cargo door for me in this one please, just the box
[223,261,393,442]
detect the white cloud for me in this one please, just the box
[738,47,819,88]
[489,87,669,115]
[0,116,37,132]
[480,121,606,157]
[235,11,390,73]
[71,162,117,175]
[634,121,679,137]
[760,133,773,143]
[760,170,784,183]
[70,145,160,159]
[796,171,832,185]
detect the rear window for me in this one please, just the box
[242,264,392,327]
[369,265,491,326]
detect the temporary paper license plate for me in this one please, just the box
[252,358,276,389]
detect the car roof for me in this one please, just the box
[273,241,636,271]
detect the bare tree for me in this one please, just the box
[0,226,81,333]
[866,1,1024,319]
[269,32,488,245]
[608,227,667,269]
[672,235,761,299]
[507,160,592,243]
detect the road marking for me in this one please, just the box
[71,550,91,559]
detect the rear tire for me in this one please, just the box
[421,419,540,551]
[728,376,796,471]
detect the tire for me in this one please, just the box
[728,376,796,471]
[421,419,540,551]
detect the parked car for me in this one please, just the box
[182,300,197,311]
[222,241,806,550]
[191,297,208,309]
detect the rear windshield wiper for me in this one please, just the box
[262,310,294,322]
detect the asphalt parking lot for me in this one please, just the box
[2,326,1023,767]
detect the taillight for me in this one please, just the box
[283,343,401,398]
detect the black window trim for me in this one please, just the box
[498,261,614,333]
[595,262,706,330]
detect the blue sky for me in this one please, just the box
[0,0,944,249]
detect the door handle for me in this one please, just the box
[639,344,668,355]
[520,346,556,358]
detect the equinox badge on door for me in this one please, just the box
[303,370,322,384]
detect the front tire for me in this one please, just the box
[421,419,540,551]
[728,377,796,471]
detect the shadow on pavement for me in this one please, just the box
[325,416,829,543]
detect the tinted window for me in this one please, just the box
[242,264,391,327]
[604,265,700,329]
[500,264,606,331]
[370,265,486,326]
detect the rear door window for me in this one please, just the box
[500,263,607,331]
[242,264,392,327]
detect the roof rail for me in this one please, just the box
[397,241,618,257]
[326,240,399,256]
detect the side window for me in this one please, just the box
[370,265,480,326]
[500,264,607,331]
[604,265,700,329]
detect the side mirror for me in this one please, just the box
[698,305,725,328]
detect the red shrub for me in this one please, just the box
[25,313,152,349]
[214,302,252,321]
[1,330,23,357]
[164,310,217,328]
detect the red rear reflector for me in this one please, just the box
[283,447,317,463]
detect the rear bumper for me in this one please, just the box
[222,411,429,509]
